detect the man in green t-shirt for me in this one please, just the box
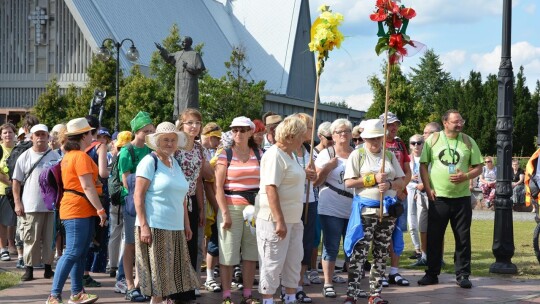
[116,111,154,300]
[417,109,483,289]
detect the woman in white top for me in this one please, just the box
[256,115,316,304]
[406,134,429,266]
[479,156,497,207]
[313,118,354,298]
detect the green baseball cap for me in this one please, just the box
[130,111,153,133]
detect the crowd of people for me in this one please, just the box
[0,108,510,304]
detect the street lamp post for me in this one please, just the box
[490,0,517,274]
[96,38,139,132]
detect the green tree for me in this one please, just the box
[513,66,537,156]
[366,62,417,142]
[33,77,78,127]
[532,80,540,147]
[199,46,267,129]
[66,49,120,130]
[119,65,160,129]
[322,100,351,109]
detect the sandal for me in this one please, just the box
[380,276,389,287]
[332,273,347,283]
[204,279,222,292]
[307,270,322,284]
[322,285,337,298]
[125,288,147,302]
[388,273,409,286]
[296,291,312,303]
[368,295,389,304]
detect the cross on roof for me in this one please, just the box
[28,6,51,45]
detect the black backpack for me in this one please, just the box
[108,143,136,206]
[6,141,33,179]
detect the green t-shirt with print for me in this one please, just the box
[0,144,13,195]
[420,132,483,198]
[118,144,152,198]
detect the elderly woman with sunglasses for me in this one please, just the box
[314,122,333,154]
[343,119,405,304]
[406,134,429,266]
[215,116,262,304]
[134,122,199,304]
[313,118,354,298]
[256,115,316,304]
[479,156,496,208]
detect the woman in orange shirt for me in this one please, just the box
[46,118,107,304]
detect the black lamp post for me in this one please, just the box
[96,38,139,132]
[490,0,517,274]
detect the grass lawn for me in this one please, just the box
[400,219,540,278]
[0,270,19,291]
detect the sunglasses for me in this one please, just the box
[353,137,363,142]
[323,135,333,141]
[485,160,492,163]
[231,128,250,134]
[410,141,424,146]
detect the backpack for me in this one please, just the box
[108,144,136,206]
[125,153,158,217]
[225,147,261,168]
[6,141,33,179]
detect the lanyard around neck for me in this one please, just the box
[442,132,459,165]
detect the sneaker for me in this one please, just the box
[332,273,346,283]
[16,258,24,269]
[234,265,243,281]
[456,275,472,288]
[204,279,222,292]
[44,264,55,279]
[46,294,64,304]
[380,275,389,287]
[68,290,98,304]
[231,280,244,290]
[417,274,439,285]
[410,258,428,267]
[114,278,128,294]
[82,275,102,287]
[408,252,421,260]
[0,251,10,261]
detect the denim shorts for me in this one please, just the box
[319,214,348,261]
[123,208,136,244]
[207,222,219,257]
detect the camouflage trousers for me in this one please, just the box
[346,215,396,299]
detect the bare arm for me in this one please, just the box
[420,163,435,201]
[196,175,205,227]
[313,157,338,187]
[214,163,231,229]
[0,172,10,186]
[134,176,152,244]
[203,180,218,213]
[97,143,109,179]
[12,179,24,216]
[122,171,130,189]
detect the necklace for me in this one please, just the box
[293,146,306,169]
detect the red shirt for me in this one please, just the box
[386,138,410,170]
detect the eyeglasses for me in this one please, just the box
[353,137,363,142]
[184,121,202,127]
[231,128,250,134]
[333,130,351,135]
[410,141,423,146]
[449,119,466,125]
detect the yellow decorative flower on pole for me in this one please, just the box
[304,5,345,224]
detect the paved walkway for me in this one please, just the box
[2,257,540,304]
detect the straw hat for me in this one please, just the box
[145,122,188,151]
[65,118,95,136]
[360,119,386,139]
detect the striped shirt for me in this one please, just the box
[217,148,261,206]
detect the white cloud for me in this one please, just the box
[471,41,540,84]
[525,3,536,14]
[320,93,373,112]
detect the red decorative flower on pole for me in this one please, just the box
[370,0,421,218]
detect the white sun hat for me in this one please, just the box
[360,119,386,139]
[145,121,188,151]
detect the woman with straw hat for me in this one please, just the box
[134,121,199,304]
[46,118,107,304]
[342,119,406,304]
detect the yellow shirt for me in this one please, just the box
[0,144,13,195]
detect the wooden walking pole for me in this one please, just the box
[379,57,392,220]
[304,75,321,225]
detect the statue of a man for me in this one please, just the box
[155,36,205,118]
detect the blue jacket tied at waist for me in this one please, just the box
[344,195,404,257]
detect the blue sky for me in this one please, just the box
[309,0,540,111]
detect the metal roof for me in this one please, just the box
[64,0,312,96]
